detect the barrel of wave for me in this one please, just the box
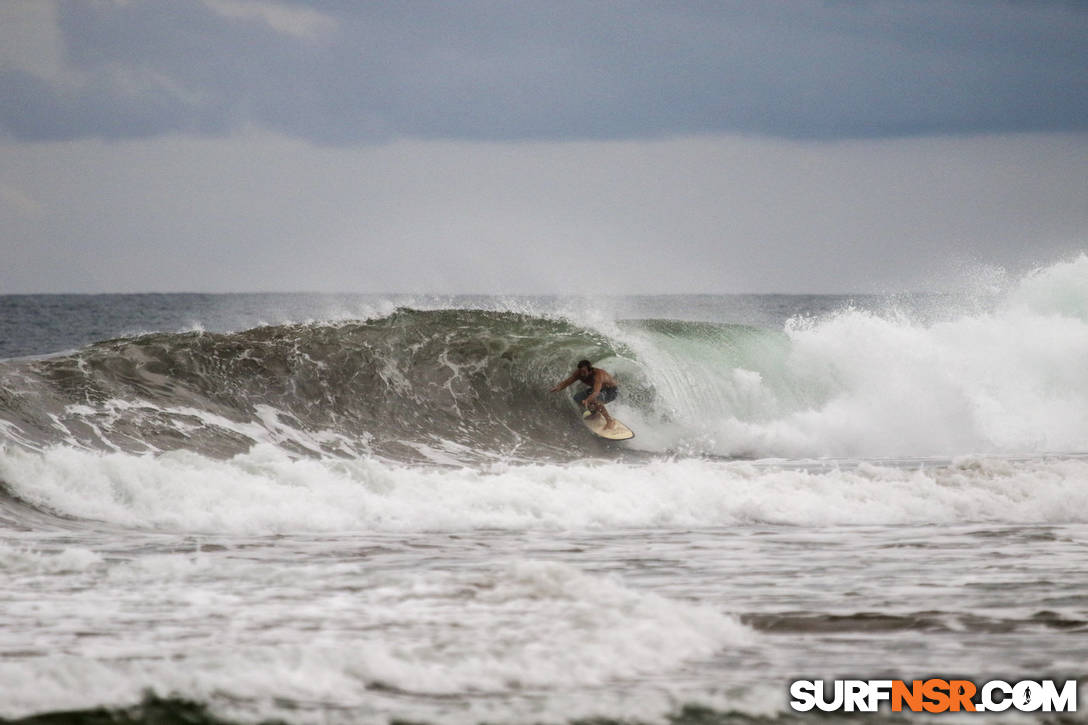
[599,320,798,457]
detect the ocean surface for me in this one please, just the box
[1,256,1087,724]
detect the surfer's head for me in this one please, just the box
[577,359,592,373]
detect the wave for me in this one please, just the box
[0,256,1085,472]
[625,255,1088,458]
[0,309,644,463]
[3,445,1087,533]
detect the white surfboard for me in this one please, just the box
[581,409,635,440]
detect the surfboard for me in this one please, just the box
[581,409,635,440]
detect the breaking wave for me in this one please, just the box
[0,309,640,463]
[3,258,1088,461]
[0,256,1085,531]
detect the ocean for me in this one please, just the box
[1,256,1086,724]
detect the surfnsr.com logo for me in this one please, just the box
[789,679,1078,713]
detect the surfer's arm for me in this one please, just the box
[550,374,577,392]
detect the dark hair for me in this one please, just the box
[577,359,592,369]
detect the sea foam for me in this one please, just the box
[2,444,1086,533]
[615,255,1088,459]
[0,558,752,723]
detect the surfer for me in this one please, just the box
[550,359,619,430]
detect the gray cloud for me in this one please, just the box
[2,132,1084,294]
[2,1,1086,143]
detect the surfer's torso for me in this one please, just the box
[578,367,616,390]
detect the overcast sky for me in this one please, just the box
[1,0,1086,293]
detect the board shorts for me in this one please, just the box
[574,385,618,405]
